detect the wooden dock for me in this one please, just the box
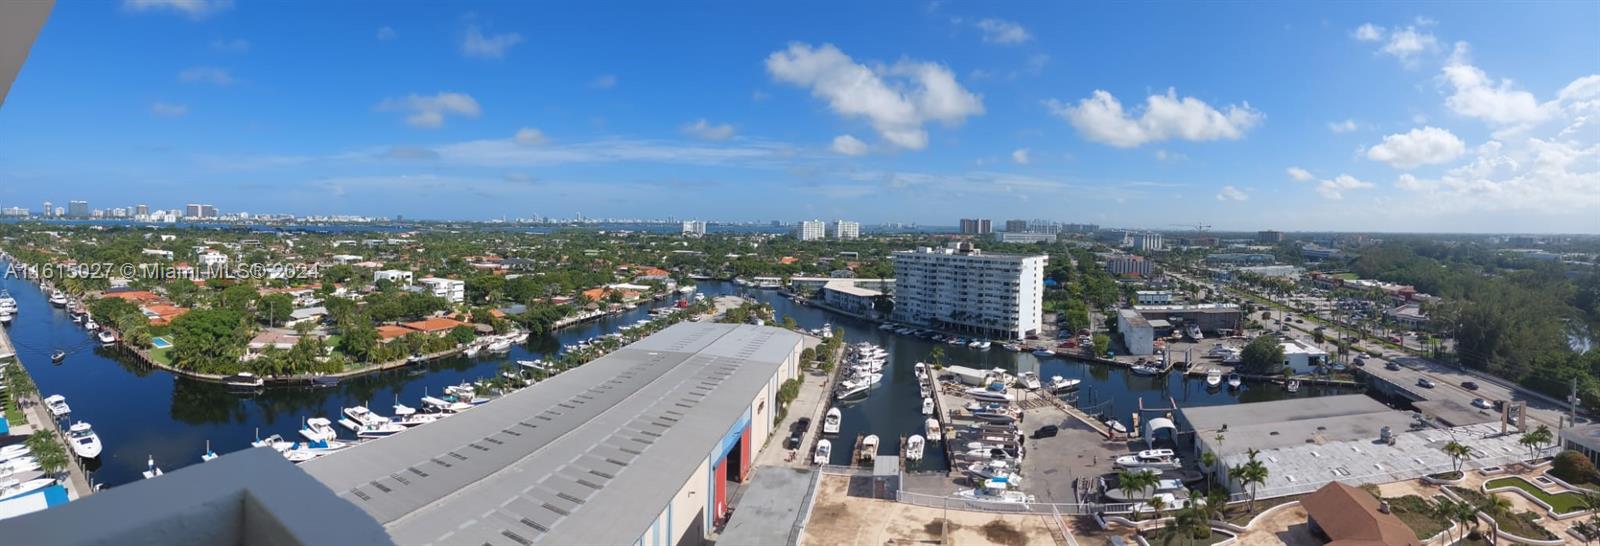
[0,324,95,501]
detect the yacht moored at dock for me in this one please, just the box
[66,422,102,459]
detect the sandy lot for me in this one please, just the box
[801,474,1066,546]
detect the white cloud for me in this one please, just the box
[1440,43,1554,127]
[376,26,397,41]
[377,92,482,128]
[1315,174,1374,200]
[830,135,868,156]
[1380,26,1438,67]
[178,66,234,86]
[461,25,523,59]
[1392,138,1600,215]
[1327,119,1359,133]
[974,18,1031,44]
[765,42,983,150]
[590,74,617,90]
[1365,126,1466,168]
[1286,166,1314,182]
[150,102,188,117]
[1044,88,1263,148]
[1216,185,1248,201]
[682,119,736,141]
[514,127,548,145]
[210,38,249,52]
[1352,23,1384,42]
[1011,148,1030,164]
[122,0,231,19]
[1153,149,1186,162]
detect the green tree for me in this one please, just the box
[1092,333,1111,357]
[1443,441,1471,474]
[928,346,944,366]
[1521,424,1554,461]
[1553,450,1600,485]
[258,293,294,327]
[1117,469,1159,519]
[1231,449,1270,512]
[338,318,380,363]
[1239,335,1286,374]
[170,308,248,373]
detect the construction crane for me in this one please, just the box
[1170,222,1212,234]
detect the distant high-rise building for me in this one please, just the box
[1257,230,1284,243]
[1106,255,1153,277]
[797,220,826,241]
[136,204,149,216]
[1125,231,1164,252]
[1025,219,1058,234]
[832,220,860,240]
[53,206,64,217]
[681,220,707,237]
[1,206,27,217]
[67,200,88,218]
[1004,219,1028,232]
[185,204,203,218]
[959,218,992,234]
[771,220,781,227]
[41,201,51,217]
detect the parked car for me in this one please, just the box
[1354,357,1367,367]
[1417,378,1436,388]
[793,417,812,434]
[1461,381,1479,391]
[1032,425,1059,439]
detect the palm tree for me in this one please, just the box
[1232,455,1270,512]
[1520,425,1554,461]
[1200,451,1217,491]
[1480,494,1513,519]
[928,346,944,366]
[1443,440,1471,474]
[1149,494,1167,521]
[1117,469,1159,519]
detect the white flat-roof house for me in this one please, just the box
[1281,338,1330,374]
[420,277,465,304]
[891,243,1046,340]
[373,269,414,286]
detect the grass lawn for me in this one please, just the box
[1485,477,1590,514]
[1144,529,1230,546]
[1222,494,1308,525]
[149,346,174,366]
[1448,486,1559,540]
[1333,272,1359,280]
[1386,495,1449,540]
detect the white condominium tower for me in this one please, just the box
[681,220,707,236]
[832,220,860,240]
[797,220,825,241]
[891,242,1046,340]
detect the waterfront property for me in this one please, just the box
[1561,423,1600,467]
[1116,309,1153,355]
[819,280,882,317]
[1131,303,1243,335]
[1301,481,1422,546]
[890,242,1045,340]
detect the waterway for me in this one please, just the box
[4,276,1358,488]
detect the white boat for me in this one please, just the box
[396,413,446,427]
[1207,344,1236,358]
[956,477,1035,504]
[1032,348,1055,357]
[202,440,218,463]
[965,460,1022,485]
[43,395,70,417]
[1047,376,1081,393]
[913,361,928,379]
[0,312,13,326]
[299,417,338,442]
[517,359,547,372]
[921,397,934,416]
[485,339,513,353]
[224,372,264,389]
[1227,373,1242,388]
[964,388,1014,403]
[420,395,471,413]
[1205,369,1223,387]
[1106,419,1128,435]
[251,432,292,452]
[858,435,879,462]
[281,439,348,463]
[67,422,103,459]
[813,439,832,465]
[0,478,56,500]
[340,406,407,438]
[1285,380,1301,393]
[1,457,41,475]
[83,319,98,331]
[142,455,163,479]
[1101,477,1186,502]
[1186,323,1204,340]
[1131,364,1161,376]
[905,435,926,461]
[97,330,116,344]
[392,399,416,417]
[48,291,67,307]
[973,411,1016,425]
[1114,449,1182,470]
[0,445,30,462]
[1018,371,1042,390]
[925,418,941,441]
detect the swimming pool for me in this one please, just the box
[151,337,172,349]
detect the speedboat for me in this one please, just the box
[1205,369,1223,387]
[1131,364,1161,376]
[299,417,338,442]
[1285,379,1301,393]
[1018,371,1042,390]
[281,439,348,463]
[1001,343,1021,352]
[420,395,472,413]
[201,440,218,463]
[1186,323,1204,340]
[858,435,879,462]
[0,445,31,462]
[251,432,292,452]
[485,339,513,353]
[50,350,66,363]
[142,455,163,479]
[340,406,406,438]
[396,412,446,427]
[1114,449,1181,470]
[922,397,935,416]
[0,311,13,326]
[956,477,1035,504]
[224,372,264,389]
[1047,376,1081,393]
[1105,419,1128,435]
[973,411,1016,425]
[964,388,1014,403]
[905,435,926,461]
[97,330,116,344]
[83,319,99,331]
[965,460,1023,485]
[1032,348,1054,357]
[48,291,67,307]
[925,418,941,442]
[67,422,103,459]
[0,478,56,500]
[44,395,71,417]
[1101,477,1186,502]
[813,439,831,465]
[1,456,41,475]
[1226,373,1242,388]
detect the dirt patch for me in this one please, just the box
[981,519,1028,545]
[924,518,962,535]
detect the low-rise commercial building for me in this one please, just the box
[1281,338,1330,374]
[820,279,881,316]
[1132,303,1242,335]
[1561,424,1600,467]
[994,232,1056,244]
[1205,253,1275,265]
[1134,290,1173,305]
[1117,309,1153,355]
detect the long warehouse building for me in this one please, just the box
[0,322,805,546]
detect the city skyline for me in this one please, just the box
[0,2,1596,233]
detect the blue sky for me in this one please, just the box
[1,1,1597,233]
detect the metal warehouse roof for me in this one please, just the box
[301,322,801,545]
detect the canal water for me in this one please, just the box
[4,276,1357,489]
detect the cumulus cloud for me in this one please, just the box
[590,74,617,90]
[681,119,735,140]
[1153,149,1186,162]
[1216,185,1248,201]
[178,66,234,85]
[461,25,523,59]
[150,102,188,117]
[766,42,983,150]
[1044,88,1263,148]
[1011,148,1030,164]
[1327,119,1359,133]
[1381,26,1438,67]
[974,18,1031,44]
[122,0,231,19]
[376,26,397,41]
[1365,126,1466,168]
[1316,174,1375,200]
[830,134,868,156]
[1392,138,1600,215]
[1286,166,1314,182]
[377,92,481,128]
[514,127,548,145]
[1352,23,1384,42]
[1440,43,1555,129]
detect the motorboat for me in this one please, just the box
[835,381,870,400]
[44,395,70,417]
[281,439,348,463]
[1031,348,1054,357]
[1130,364,1161,376]
[48,291,67,307]
[858,435,879,462]
[420,395,472,413]
[1,455,41,475]
[958,446,1020,462]
[251,432,292,452]
[1114,449,1181,470]
[50,350,66,363]
[462,344,481,357]
[1001,343,1022,352]
[67,421,103,459]
[955,477,1035,504]
[921,397,935,416]
[1227,373,1243,388]
[822,408,841,434]
[1100,476,1186,502]
[1207,344,1236,358]
[1285,379,1301,393]
[813,439,831,465]
[485,339,513,353]
[517,359,548,373]
[1132,493,1186,516]
[0,311,13,326]
[965,459,1023,485]
[964,388,1014,403]
[308,375,339,388]
[1047,376,1081,393]
[224,372,265,389]
[83,319,99,331]
[1186,323,1204,340]
[341,406,407,438]
[396,412,446,427]
[0,445,30,463]
[142,456,163,479]
[202,440,218,463]
[0,478,56,500]
[97,330,116,344]
[299,417,338,442]
[1017,371,1042,390]
[1105,419,1128,435]
[925,418,941,442]
[1205,369,1223,387]
[973,411,1017,425]
[905,435,926,461]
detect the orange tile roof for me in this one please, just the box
[401,317,467,333]
[640,267,670,277]
[103,290,161,303]
[779,256,799,265]
[377,325,413,340]
[581,287,607,301]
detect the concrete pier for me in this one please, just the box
[0,324,95,501]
